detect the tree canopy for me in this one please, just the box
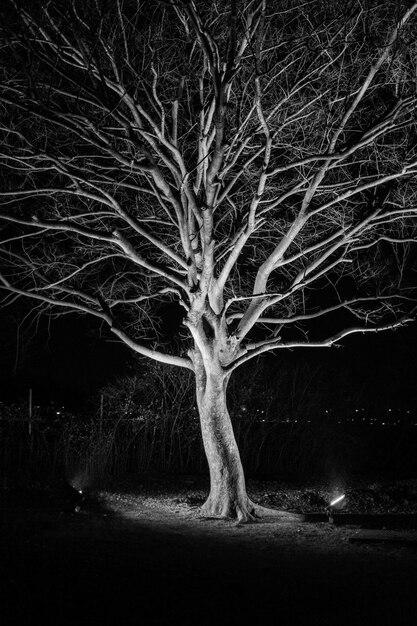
[1,0,416,372]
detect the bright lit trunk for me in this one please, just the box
[195,358,256,522]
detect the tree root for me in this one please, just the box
[200,495,257,523]
[237,500,305,524]
[200,496,305,524]
[236,501,258,524]
[252,502,306,522]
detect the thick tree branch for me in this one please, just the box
[227,317,414,373]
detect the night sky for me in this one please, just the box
[0,301,416,409]
[0,310,131,406]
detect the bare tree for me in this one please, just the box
[1,0,417,521]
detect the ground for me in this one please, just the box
[1,477,417,626]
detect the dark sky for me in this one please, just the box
[293,325,417,409]
[0,303,416,409]
[0,311,132,406]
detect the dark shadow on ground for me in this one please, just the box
[1,488,417,626]
[304,512,417,527]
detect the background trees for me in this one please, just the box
[1,0,417,519]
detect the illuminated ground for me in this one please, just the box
[1,479,417,625]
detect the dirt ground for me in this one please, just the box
[1,478,417,626]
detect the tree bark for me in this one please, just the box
[196,363,258,522]
[194,353,305,523]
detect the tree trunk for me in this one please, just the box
[194,355,304,524]
[195,359,258,522]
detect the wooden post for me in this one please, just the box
[28,388,33,436]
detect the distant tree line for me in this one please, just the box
[2,358,417,489]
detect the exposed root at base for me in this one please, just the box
[236,500,258,524]
[199,498,305,524]
[199,496,257,523]
[237,501,305,524]
[252,503,306,522]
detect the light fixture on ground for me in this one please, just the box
[326,494,346,524]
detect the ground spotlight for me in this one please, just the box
[326,494,346,523]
